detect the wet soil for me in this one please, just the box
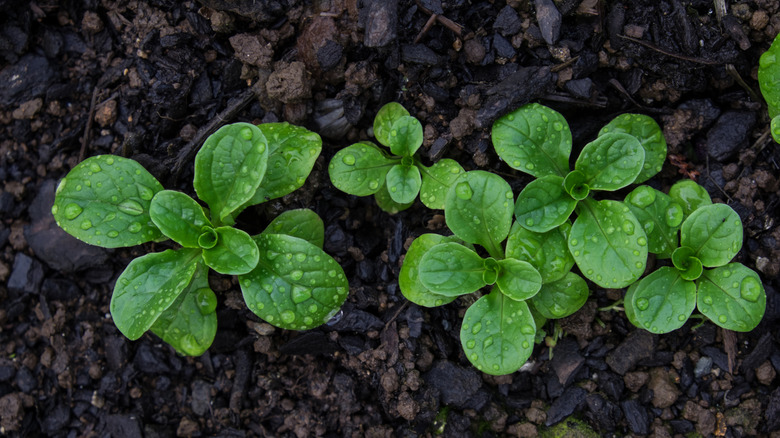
[1,0,780,437]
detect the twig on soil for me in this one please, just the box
[619,35,720,65]
[79,87,101,162]
[725,64,761,103]
[413,0,463,44]
[705,155,733,203]
[751,127,773,155]
[171,89,257,178]
[723,328,737,374]
[607,79,669,114]
[384,301,409,330]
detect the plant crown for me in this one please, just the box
[52,122,348,355]
[328,102,465,213]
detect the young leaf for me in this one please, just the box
[400,234,459,307]
[570,199,647,288]
[598,114,666,184]
[624,267,696,334]
[680,204,743,268]
[194,123,268,224]
[492,103,571,178]
[329,142,398,196]
[513,175,577,233]
[240,233,349,330]
[772,115,780,144]
[445,171,513,258]
[419,159,465,210]
[387,116,424,157]
[244,122,321,205]
[385,163,422,204]
[150,261,217,356]
[495,258,542,302]
[575,132,644,191]
[669,180,712,217]
[262,209,324,248]
[111,248,201,340]
[697,263,766,332]
[373,102,411,147]
[150,190,212,248]
[201,227,260,275]
[52,155,164,248]
[530,272,588,319]
[759,33,780,119]
[624,186,683,258]
[374,184,414,214]
[419,243,487,296]
[505,221,574,283]
[460,290,536,375]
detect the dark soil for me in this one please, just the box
[1,0,780,437]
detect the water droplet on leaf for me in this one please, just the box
[342,154,356,165]
[739,276,762,302]
[118,199,144,216]
[636,298,649,311]
[455,181,473,200]
[63,203,83,220]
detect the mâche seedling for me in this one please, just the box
[328,102,464,213]
[53,122,348,355]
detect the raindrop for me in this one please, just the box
[369,180,379,190]
[240,127,253,140]
[342,154,356,165]
[118,200,144,216]
[128,222,142,233]
[290,270,304,281]
[196,289,217,315]
[455,181,473,200]
[665,203,684,227]
[137,184,154,201]
[525,218,534,227]
[466,340,476,349]
[637,237,647,246]
[521,341,530,349]
[483,336,494,348]
[636,298,649,311]
[308,303,319,313]
[471,322,482,334]
[702,295,713,305]
[63,203,83,220]
[629,186,656,208]
[526,163,535,171]
[80,219,92,230]
[281,310,296,324]
[678,314,687,322]
[295,253,307,262]
[718,314,728,323]
[521,325,535,335]
[107,230,119,238]
[739,276,762,303]
[291,285,312,304]
[622,220,635,235]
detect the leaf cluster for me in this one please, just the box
[759,32,780,143]
[53,122,348,355]
[329,102,464,213]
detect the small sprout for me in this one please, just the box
[329,102,464,212]
[758,32,780,143]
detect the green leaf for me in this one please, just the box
[262,209,324,248]
[194,123,269,224]
[419,243,487,297]
[759,33,780,118]
[575,132,644,191]
[201,227,260,275]
[570,199,647,288]
[386,116,424,157]
[697,263,766,332]
[671,246,704,281]
[399,234,458,307]
[495,258,542,301]
[52,155,164,248]
[419,159,465,210]
[530,272,589,319]
[562,170,590,201]
[514,175,576,233]
[445,171,513,258]
[624,186,683,258]
[491,103,571,178]
[373,102,411,148]
[460,290,536,375]
[385,163,422,204]
[505,221,574,283]
[624,267,696,334]
[240,233,349,330]
[598,114,666,184]
[680,204,743,268]
[243,122,321,205]
[110,248,201,340]
[668,180,712,217]
[329,142,398,196]
[772,115,780,143]
[374,183,414,214]
[150,190,212,248]
[150,261,217,356]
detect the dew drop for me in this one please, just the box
[107,230,119,238]
[291,285,312,304]
[280,310,296,324]
[525,218,534,227]
[635,261,643,269]
[622,220,635,235]
[739,276,762,303]
[342,154,356,165]
[665,203,684,228]
[637,237,647,246]
[455,181,473,200]
[630,186,656,208]
[678,314,687,322]
[703,295,713,305]
[128,222,142,233]
[570,239,579,246]
[369,180,379,190]
[196,288,217,315]
[80,219,92,230]
[240,127,253,140]
[471,322,482,334]
[483,336,494,348]
[521,341,530,349]
[526,163,535,171]
[308,303,319,313]
[63,203,83,220]
[521,325,535,335]
[466,340,476,349]
[137,184,154,201]
[636,298,649,311]
[295,253,307,262]
[118,199,144,216]
[718,314,728,323]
